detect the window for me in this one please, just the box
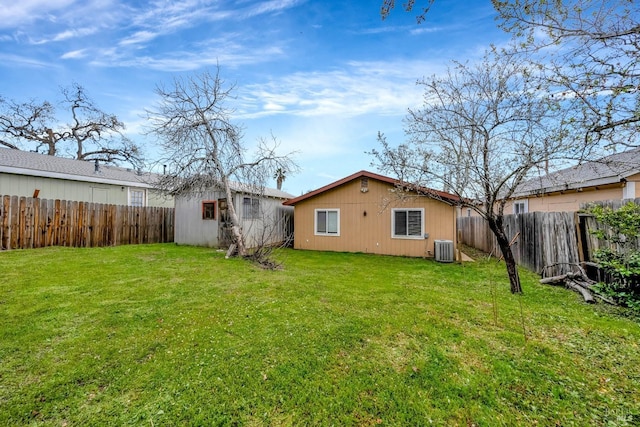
[392,208,424,239]
[243,197,260,219]
[513,200,528,215]
[315,209,340,236]
[130,189,145,207]
[202,201,216,220]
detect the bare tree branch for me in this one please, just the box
[146,67,298,259]
[0,85,144,168]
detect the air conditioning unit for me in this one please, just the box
[434,240,454,263]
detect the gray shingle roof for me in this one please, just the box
[0,148,293,198]
[0,147,157,187]
[514,147,640,196]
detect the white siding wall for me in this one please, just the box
[238,194,293,248]
[174,190,292,248]
[174,190,223,247]
[0,173,173,207]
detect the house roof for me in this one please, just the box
[514,147,640,197]
[1,148,294,199]
[226,181,294,200]
[0,147,158,188]
[283,170,460,206]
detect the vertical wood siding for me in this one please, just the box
[292,179,456,257]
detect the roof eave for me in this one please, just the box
[0,165,154,188]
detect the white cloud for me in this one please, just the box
[119,30,159,46]
[60,49,88,59]
[30,27,100,45]
[237,59,446,120]
[0,53,55,68]
[240,0,305,19]
[0,0,75,28]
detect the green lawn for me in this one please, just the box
[1,244,638,426]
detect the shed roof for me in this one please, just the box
[514,147,640,196]
[0,148,158,188]
[226,181,294,199]
[283,170,460,206]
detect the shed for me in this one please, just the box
[174,183,294,248]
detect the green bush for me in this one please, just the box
[589,202,640,310]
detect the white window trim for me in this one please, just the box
[128,188,146,207]
[314,208,340,236]
[391,208,425,239]
[623,181,636,199]
[513,199,528,215]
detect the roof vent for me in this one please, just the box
[94,159,99,173]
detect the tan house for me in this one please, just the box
[509,148,640,213]
[283,170,459,259]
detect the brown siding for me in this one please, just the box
[292,179,456,257]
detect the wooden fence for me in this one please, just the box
[457,198,640,278]
[458,212,579,277]
[1,195,174,250]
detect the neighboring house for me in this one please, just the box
[283,170,459,259]
[508,148,640,213]
[0,148,173,207]
[174,183,294,249]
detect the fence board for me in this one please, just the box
[459,200,640,279]
[0,195,174,250]
[458,211,580,276]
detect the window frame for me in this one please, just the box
[391,208,424,239]
[129,189,146,207]
[513,200,528,215]
[242,197,261,220]
[202,200,217,220]
[314,208,340,236]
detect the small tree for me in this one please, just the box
[273,167,287,190]
[146,68,297,258]
[0,83,142,167]
[372,51,571,294]
[588,201,640,310]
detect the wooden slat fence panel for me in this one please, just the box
[0,195,174,250]
[458,211,580,276]
[459,199,640,279]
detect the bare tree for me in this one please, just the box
[0,97,57,154]
[371,52,571,294]
[380,0,640,150]
[0,83,143,167]
[146,68,297,258]
[61,83,143,166]
[496,0,640,150]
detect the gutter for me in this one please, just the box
[0,165,155,189]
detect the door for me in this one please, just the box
[218,198,233,248]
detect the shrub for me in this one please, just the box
[588,201,640,310]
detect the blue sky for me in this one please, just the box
[0,0,509,195]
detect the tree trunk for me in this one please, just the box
[222,178,247,257]
[488,217,523,294]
